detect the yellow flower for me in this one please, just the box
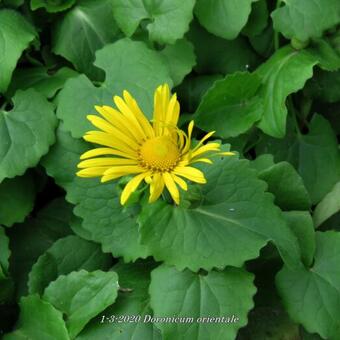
[77,84,234,205]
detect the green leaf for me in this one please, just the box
[242,0,268,38]
[112,0,195,44]
[8,198,73,298]
[159,39,196,86]
[43,122,90,183]
[322,103,340,136]
[78,260,161,340]
[239,305,300,340]
[56,75,111,139]
[305,69,340,103]
[35,198,75,230]
[149,264,256,339]
[7,67,78,99]
[272,0,340,42]
[256,46,317,138]
[2,0,24,7]
[314,182,340,228]
[52,0,119,79]
[188,21,259,75]
[315,212,340,232]
[43,270,119,338]
[31,0,75,12]
[42,125,149,261]
[283,211,315,267]
[28,235,112,295]
[257,115,340,204]
[0,173,36,227]
[276,231,340,340]
[195,72,263,138]
[195,0,256,40]
[176,74,223,113]
[250,154,275,172]
[139,155,301,271]
[71,181,150,262]
[300,330,324,340]
[41,125,87,189]
[249,24,274,58]
[57,38,172,138]
[0,226,10,280]
[3,294,69,340]
[0,277,15,304]
[306,38,340,71]
[258,162,311,211]
[0,89,57,182]
[69,215,93,241]
[0,9,36,93]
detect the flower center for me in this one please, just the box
[139,136,180,171]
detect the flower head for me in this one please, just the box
[77,84,234,205]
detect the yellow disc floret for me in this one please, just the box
[139,136,180,171]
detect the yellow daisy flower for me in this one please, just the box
[77,84,234,205]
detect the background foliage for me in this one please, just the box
[1,0,340,339]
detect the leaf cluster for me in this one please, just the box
[1,0,340,339]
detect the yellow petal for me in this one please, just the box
[173,166,207,184]
[78,158,137,168]
[103,165,143,176]
[152,90,163,136]
[176,158,190,167]
[163,172,180,204]
[83,132,138,157]
[123,90,155,138]
[120,172,150,205]
[187,120,194,139]
[181,120,194,154]
[165,94,179,127]
[87,115,116,134]
[101,173,126,182]
[95,105,140,142]
[220,151,236,156]
[76,167,110,177]
[80,148,136,160]
[190,143,220,159]
[192,131,215,151]
[177,129,186,150]
[88,113,142,147]
[85,121,140,151]
[149,173,165,203]
[170,99,180,127]
[172,174,188,191]
[190,158,213,164]
[153,84,170,136]
[114,95,146,141]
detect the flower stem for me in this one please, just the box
[274,0,282,50]
[287,96,302,137]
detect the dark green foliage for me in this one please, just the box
[0,1,340,339]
